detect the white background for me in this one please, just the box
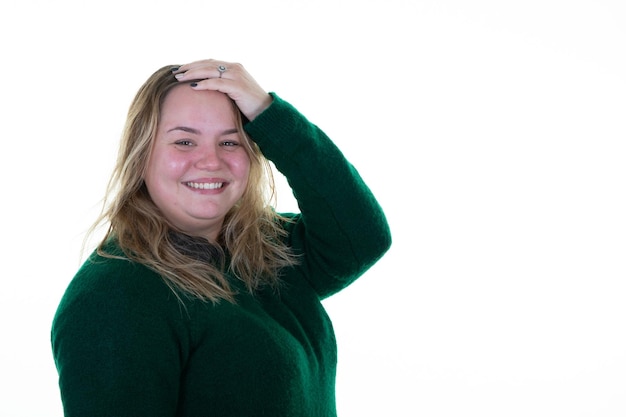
[1,0,625,416]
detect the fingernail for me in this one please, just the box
[170,66,180,72]
[190,82,198,87]
[175,73,184,80]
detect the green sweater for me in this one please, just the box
[51,94,392,417]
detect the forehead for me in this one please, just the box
[160,85,236,125]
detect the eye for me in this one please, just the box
[174,139,194,147]
[220,139,240,147]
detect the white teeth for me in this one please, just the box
[186,182,224,190]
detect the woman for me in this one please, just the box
[52,59,391,417]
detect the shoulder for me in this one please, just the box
[53,249,181,330]
[68,250,169,300]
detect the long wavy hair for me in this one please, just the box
[87,65,298,303]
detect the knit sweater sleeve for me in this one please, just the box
[244,93,392,299]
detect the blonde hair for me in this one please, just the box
[88,65,298,303]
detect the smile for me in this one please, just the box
[185,182,224,190]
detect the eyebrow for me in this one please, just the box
[167,126,239,135]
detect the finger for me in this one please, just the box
[172,59,218,74]
[174,61,239,82]
[187,78,227,92]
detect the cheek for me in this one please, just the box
[231,152,252,180]
[163,158,189,175]
[145,152,190,199]
[149,152,189,180]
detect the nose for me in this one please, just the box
[195,143,222,170]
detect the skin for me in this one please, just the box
[145,60,273,240]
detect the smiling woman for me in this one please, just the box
[50,59,392,417]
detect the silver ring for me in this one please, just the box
[217,65,227,78]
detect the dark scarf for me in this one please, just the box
[168,231,226,267]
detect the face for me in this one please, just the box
[144,85,250,240]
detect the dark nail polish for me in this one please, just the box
[170,66,180,72]
[190,82,198,87]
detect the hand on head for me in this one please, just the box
[172,59,273,121]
